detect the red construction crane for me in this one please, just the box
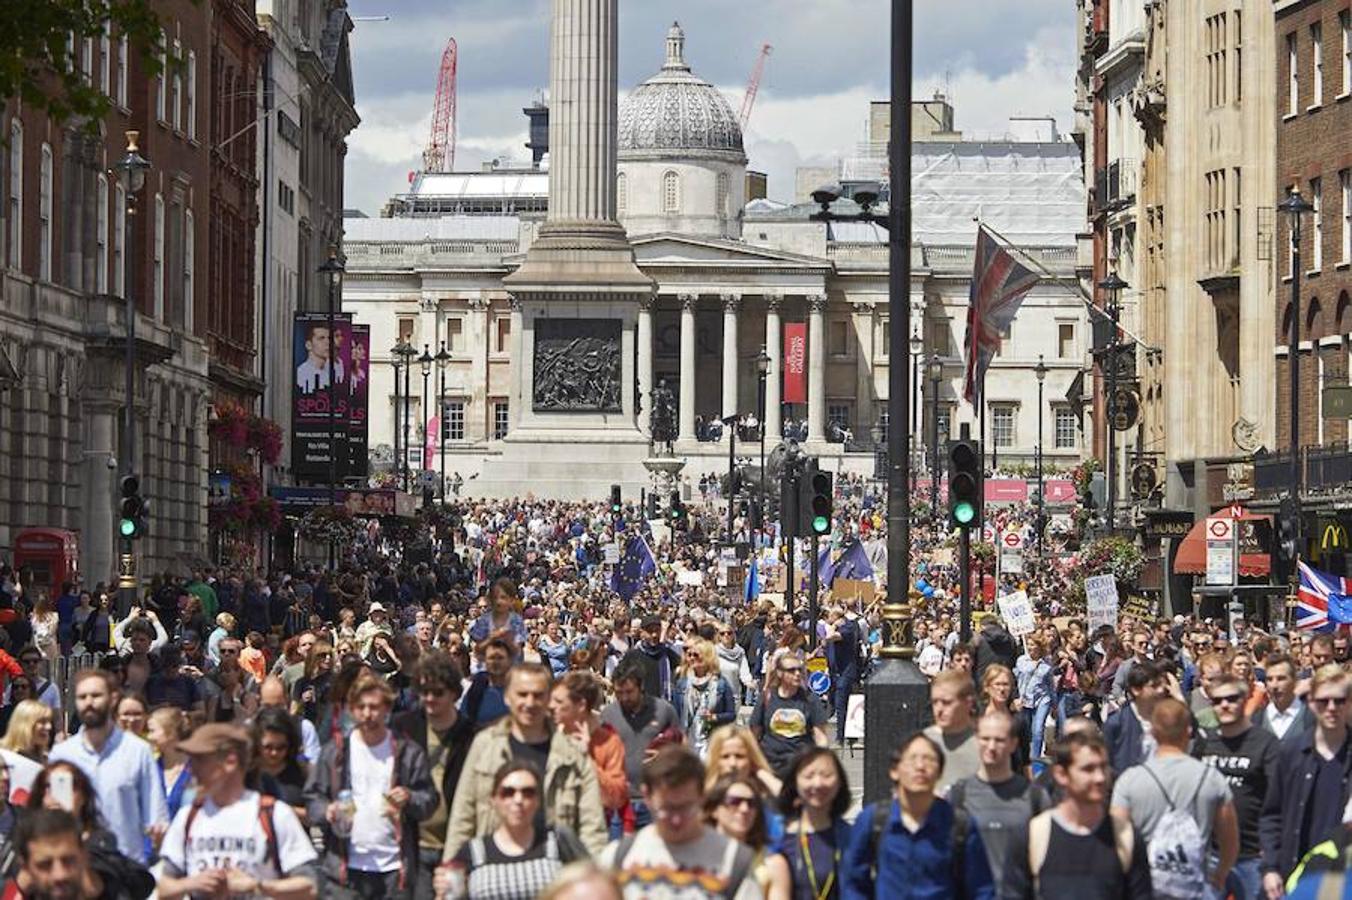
[424,38,458,173]
[738,42,772,131]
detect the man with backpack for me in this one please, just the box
[949,710,1052,896]
[1003,730,1152,899]
[1110,697,1238,899]
[157,723,318,899]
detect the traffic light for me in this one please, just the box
[118,475,148,540]
[799,465,833,537]
[1277,496,1300,564]
[948,439,981,528]
[646,492,660,520]
[668,491,687,530]
[610,484,622,516]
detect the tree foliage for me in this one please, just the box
[1,0,169,124]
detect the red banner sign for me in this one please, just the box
[783,323,807,404]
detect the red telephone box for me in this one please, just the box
[13,529,79,591]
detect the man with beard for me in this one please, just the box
[6,808,154,900]
[47,670,167,864]
[620,616,682,704]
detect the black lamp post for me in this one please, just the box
[1279,186,1315,555]
[113,131,150,617]
[397,340,416,491]
[756,346,770,534]
[419,345,433,504]
[390,340,405,487]
[1098,271,1128,529]
[910,328,923,470]
[1035,354,1047,556]
[317,248,345,508]
[927,352,943,518]
[435,341,450,503]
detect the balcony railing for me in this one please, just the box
[1254,443,1352,496]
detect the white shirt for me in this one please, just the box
[348,733,400,873]
[160,789,317,892]
[296,358,344,393]
[1267,697,1304,740]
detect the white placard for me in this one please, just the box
[998,590,1037,637]
[1206,541,1234,585]
[845,693,865,739]
[603,544,620,565]
[1084,574,1120,631]
[676,569,703,587]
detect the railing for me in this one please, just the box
[51,652,112,717]
[1253,444,1352,496]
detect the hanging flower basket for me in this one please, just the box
[298,505,362,545]
[209,403,284,465]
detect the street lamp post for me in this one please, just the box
[1098,272,1128,530]
[318,247,345,569]
[910,329,923,471]
[435,342,450,503]
[395,341,416,491]
[756,347,770,536]
[1279,186,1315,557]
[928,353,943,518]
[390,340,405,487]
[1035,355,1047,556]
[114,132,150,617]
[722,414,740,545]
[419,345,434,505]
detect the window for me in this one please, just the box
[493,401,510,440]
[879,319,890,357]
[936,406,953,444]
[441,400,465,441]
[81,37,93,82]
[95,175,108,293]
[100,32,110,95]
[1206,13,1228,108]
[183,208,194,330]
[1205,169,1228,271]
[1341,169,1351,264]
[153,193,164,318]
[170,40,181,131]
[1311,177,1323,272]
[398,317,415,342]
[877,409,889,446]
[616,172,626,213]
[1312,23,1324,107]
[113,183,125,296]
[1288,32,1300,115]
[7,120,20,268]
[278,181,294,215]
[495,317,511,353]
[716,172,729,218]
[662,171,680,213]
[116,34,127,106]
[38,143,52,282]
[991,405,1016,448]
[156,30,167,122]
[1232,167,1242,269]
[1343,11,1351,97]
[827,404,852,435]
[929,319,951,357]
[828,320,849,357]
[1057,322,1075,358]
[1054,407,1078,449]
[1233,9,1242,102]
[447,318,463,352]
[186,51,196,139]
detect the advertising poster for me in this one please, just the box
[291,312,353,481]
[783,322,807,403]
[347,324,370,479]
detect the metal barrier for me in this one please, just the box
[49,652,110,716]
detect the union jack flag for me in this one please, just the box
[1296,559,1352,632]
[962,226,1041,404]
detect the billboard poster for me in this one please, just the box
[347,324,370,480]
[783,322,807,404]
[291,311,353,481]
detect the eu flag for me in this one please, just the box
[611,535,657,601]
[818,540,875,587]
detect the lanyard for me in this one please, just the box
[799,814,839,900]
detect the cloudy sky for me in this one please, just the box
[343,0,1078,216]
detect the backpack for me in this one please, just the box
[612,831,755,900]
[1026,809,1134,889]
[1138,764,1209,899]
[868,798,970,893]
[183,793,281,876]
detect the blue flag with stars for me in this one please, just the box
[611,534,657,601]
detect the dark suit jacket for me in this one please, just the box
[1252,700,1317,751]
[1103,702,1146,774]
[1259,730,1352,877]
[391,707,474,811]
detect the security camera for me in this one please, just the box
[106,456,118,470]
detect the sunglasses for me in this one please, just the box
[780,665,803,674]
[496,786,538,800]
[1312,696,1349,708]
[1210,693,1244,706]
[721,795,758,810]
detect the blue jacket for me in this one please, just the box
[1103,702,1146,774]
[671,674,737,732]
[842,798,994,900]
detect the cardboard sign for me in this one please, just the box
[1084,575,1120,631]
[603,544,620,565]
[831,578,876,604]
[997,590,1036,637]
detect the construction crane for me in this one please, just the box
[424,38,458,173]
[738,42,772,131]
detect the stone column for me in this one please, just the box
[764,293,782,442]
[547,0,620,224]
[508,296,524,432]
[468,297,490,442]
[679,293,697,441]
[721,292,741,419]
[637,295,654,434]
[807,293,827,442]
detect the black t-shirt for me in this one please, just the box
[1302,742,1349,855]
[1004,813,1152,900]
[750,688,828,774]
[1192,725,1281,858]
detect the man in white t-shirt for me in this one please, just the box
[157,723,318,900]
[599,745,761,900]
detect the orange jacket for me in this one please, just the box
[589,722,629,811]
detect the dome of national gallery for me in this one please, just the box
[618,22,745,158]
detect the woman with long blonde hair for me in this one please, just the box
[0,699,54,763]
[673,639,736,759]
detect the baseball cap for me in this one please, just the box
[368,602,387,614]
[178,723,251,757]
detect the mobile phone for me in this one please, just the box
[50,770,74,811]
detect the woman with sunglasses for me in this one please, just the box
[436,761,589,900]
[251,706,309,823]
[291,639,336,724]
[705,774,790,898]
[766,746,852,900]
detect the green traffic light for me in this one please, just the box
[812,515,829,534]
[119,518,136,537]
[953,502,976,525]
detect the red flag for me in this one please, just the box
[962,226,1040,404]
[783,323,807,404]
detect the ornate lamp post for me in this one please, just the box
[389,340,406,487]
[1034,354,1047,556]
[1279,186,1315,560]
[927,352,943,518]
[395,340,417,490]
[419,344,434,505]
[317,248,345,509]
[1098,271,1128,529]
[435,342,451,503]
[755,346,770,535]
[909,328,923,470]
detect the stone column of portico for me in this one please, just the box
[721,292,741,419]
[679,294,697,441]
[508,296,524,432]
[637,295,655,435]
[807,293,828,442]
[764,293,783,442]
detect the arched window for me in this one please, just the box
[663,170,680,213]
[1337,291,1351,336]
[1308,297,1323,338]
[716,172,729,218]
[38,143,52,282]
[616,172,627,213]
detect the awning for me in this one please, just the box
[1173,506,1272,577]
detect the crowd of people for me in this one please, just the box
[0,484,1347,900]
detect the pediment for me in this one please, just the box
[630,233,825,267]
